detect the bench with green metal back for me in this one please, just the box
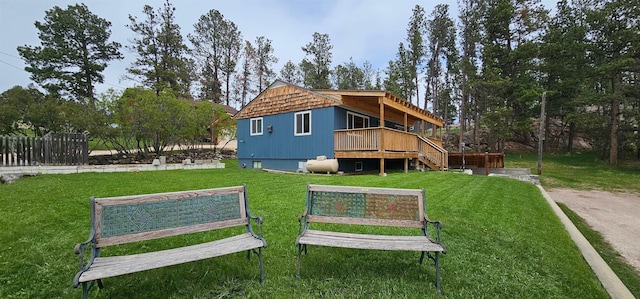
[296,184,446,293]
[72,185,266,299]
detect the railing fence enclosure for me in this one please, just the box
[0,133,88,166]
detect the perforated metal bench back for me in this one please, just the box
[92,186,248,247]
[306,184,426,228]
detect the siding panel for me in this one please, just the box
[237,107,336,170]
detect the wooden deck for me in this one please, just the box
[334,128,448,171]
[448,152,504,168]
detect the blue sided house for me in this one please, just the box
[234,80,448,174]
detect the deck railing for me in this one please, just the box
[418,136,448,171]
[334,128,380,151]
[334,128,419,152]
[334,128,448,171]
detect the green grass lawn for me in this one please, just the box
[506,152,640,193]
[0,160,610,298]
[506,152,640,297]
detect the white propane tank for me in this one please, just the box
[306,156,339,173]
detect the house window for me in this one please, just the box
[252,161,262,169]
[355,161,363,172]
[295,111,311,136]
[251,118,263,136]
[347,112,370,129]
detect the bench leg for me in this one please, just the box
[81,282,89,299]
[422,251,442,294]
[248,248,265,283]
[258,247,264,284]
[296,244,304,279]
[434,252,441,294]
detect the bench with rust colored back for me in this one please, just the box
[72,185,266,299]
[296,184,446,293]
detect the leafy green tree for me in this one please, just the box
[0,86,43,135]
[114,87,189,155]
[17,4,122,105]
[300,32,333,89]
[209,104,236,153]
[127,0,192,97]
[0,85,87,136]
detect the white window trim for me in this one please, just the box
[250,117,263,136]
[347,111,370,129]
[294,111,311,136]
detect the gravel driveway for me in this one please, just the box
[547,188,640,273]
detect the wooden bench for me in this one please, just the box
[72,185,266,298]
[296,184,446,293]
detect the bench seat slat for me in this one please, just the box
[298,230,445,252]
[78,233,265,283]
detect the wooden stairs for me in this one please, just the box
[417,136,448,171]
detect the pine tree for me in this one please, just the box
[17,4,122,105]
[254,36,278,92]
[279,60,302,85]
[406,5,426,104]
[300,32,333,89]
[126,0,191,97]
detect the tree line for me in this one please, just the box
[0,0,638,163]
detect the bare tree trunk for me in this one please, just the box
[415,74,420,108]
[473,95,480,152]
[459,79,467,152]
[609,75,620,165]
[609,97,619,165]
[567,122,575,153]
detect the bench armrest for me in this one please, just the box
[424,217,443,243]
[248,215,263,236]
[72,233,97,288]
[297,209,309,234]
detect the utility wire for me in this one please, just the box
[1,52,128,90]
[0,59,25,71]
[0,50,22,60]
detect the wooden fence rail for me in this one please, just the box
[0,133,88,167]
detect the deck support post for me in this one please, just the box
[379,158,385,176]
[404,158,409,173]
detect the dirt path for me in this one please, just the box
[547,188,640,273]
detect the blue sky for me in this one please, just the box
[0,0,557,98]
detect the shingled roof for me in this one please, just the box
[235,80,443,127]
[234,80,341,119]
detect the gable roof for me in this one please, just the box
[213,103,239,116]
[234,80,341,119]
[235,80,443,126]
